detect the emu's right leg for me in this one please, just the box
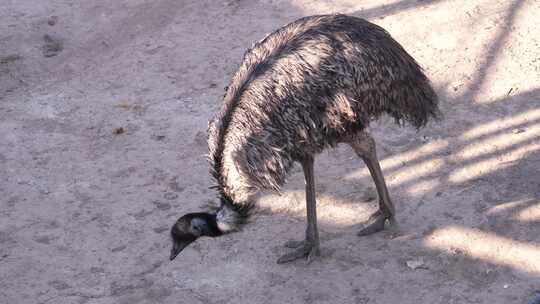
[349,132,395,236]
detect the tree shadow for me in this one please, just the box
[353,0,446,20]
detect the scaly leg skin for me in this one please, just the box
[277,155,321,264]
[350,132,396,236]
[277,241,318,264]
[279,239,320,263]
[357,209,388,236]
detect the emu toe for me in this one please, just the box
[357,209,393,236]
[277,241,320,264]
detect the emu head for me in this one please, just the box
[169,212,222,260]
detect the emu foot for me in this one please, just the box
[277,240,320,264]
[358,209,394,236]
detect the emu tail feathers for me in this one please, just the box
[388,76,440,129]
[383,48,441,128]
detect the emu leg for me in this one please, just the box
[349,132,395,236]
[277,155,321,264]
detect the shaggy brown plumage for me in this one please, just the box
[208,14,437,212]
[170,14,439,263]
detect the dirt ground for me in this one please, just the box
[1,0,539,303]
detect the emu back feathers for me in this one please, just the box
[207,14,439,204]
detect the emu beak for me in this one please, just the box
[170,238,196,261]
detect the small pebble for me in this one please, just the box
[151,134,166,141]
[42,34,63,57]
[0,54,22,64]
[47,16,58,26]
[153,201,171,211]
[164,192,178,200]
[406,258,427,270]
[111,245,126,252]
[153,226,168,234]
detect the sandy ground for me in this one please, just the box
[1,0,539,303]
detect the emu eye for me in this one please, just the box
[190,218,208,236]
[190,224,200,234]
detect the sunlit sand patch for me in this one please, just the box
[462,108,540,140]
[449,141,540,183]
[456,121,540,160]
[387,157,444,186]
[484,198,540,222]
[514,202,540,223]
[379,140,447,171]
[258,191,373,227]
[485,199,531,215]
[406,179,440,196]
[424,226,540,275]
[344,140,448,182]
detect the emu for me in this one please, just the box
[170,14,439,263]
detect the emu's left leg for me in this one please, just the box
[277,155,321,264]
[349,132,396,236]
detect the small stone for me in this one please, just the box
[164,192,178,200]
[48,280,70,290]
[111,245,126,252]
[34,235,51,244]
[133,209,152,219]
[153,226,168,234]
[90,266,105,273]
[113,127,125,135]
[0,54,22,64]
[152,201,171,211]
[406,258,426,270]
[151,134,166,141]
[42,34,63,57]
[143,45,163,55]
[47,16,58,26]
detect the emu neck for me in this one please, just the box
[219,145,256,205]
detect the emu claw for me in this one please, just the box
[358,210,393,236]
[277,242,320,264]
